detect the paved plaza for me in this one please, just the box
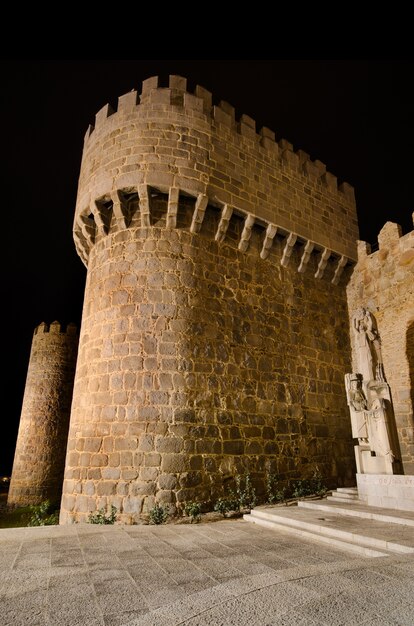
[0,518,413,625]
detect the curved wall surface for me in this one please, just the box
[61,76,358,523]
[8,322,78,506]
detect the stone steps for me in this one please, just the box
[299,498,414,527]
[327,487,361,504]
[243,500,414,557]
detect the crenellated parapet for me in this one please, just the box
[74,75,358,277]
[34,320,78,335]
[355,214,414,267]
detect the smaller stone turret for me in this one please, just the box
[8,321,79,507]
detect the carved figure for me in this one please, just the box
[367,397,395,461]
[345,373,369,443]
[352,307,385,381]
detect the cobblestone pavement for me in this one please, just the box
[0,519,413,625]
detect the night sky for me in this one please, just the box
[2,60,413,476]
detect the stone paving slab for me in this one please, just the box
[0,519,413,625]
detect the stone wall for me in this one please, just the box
[60,75,360,523]
[346,217,414,474]
[73,75,358,268]
[60,195,355,523]
[8,322,78,506]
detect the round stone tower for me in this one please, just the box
[8,321,78,507]
[61,75,359,523]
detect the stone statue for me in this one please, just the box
[345,306,399,474]
[349,374,368,412]
[345,373,369,443]
[366,397,395,462]
[352,307,385,382]
[345,371,397,474]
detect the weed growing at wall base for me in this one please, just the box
[231,474,257,510]
[149,503,169,525]
[266,473,287,504]
[88,505,117,524]
[184,501,202,523]
[27,500,59,526]
[214,473,257,517]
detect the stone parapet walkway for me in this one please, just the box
[0,519,413,625]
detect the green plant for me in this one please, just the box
[27,500,59,526]
[148,503,169,525]
[291,479,313,499]
[213,497,238,518]
[214,473,257,517]
[88,505,117,525]
[231,474,257,510]
[184,501,202,523]
[311,467,328,497]
[266,473,286,505]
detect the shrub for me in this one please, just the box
[231,474,256,510]
[266,473,286,505]
[148,503,169,525]
[291,480,313,499]
[27,500,59,526]
[213,497,238,518]
[312,467,328,497]
[289,468,328,500]
[88,505,117,525]
[214,473,257,517]
[184,501,202,523]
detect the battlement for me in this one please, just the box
[84,75,354,202]
[74,75,359,276]
[34,321,78,336]
[356,213,414,265]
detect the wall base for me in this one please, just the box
[356,473,414,512]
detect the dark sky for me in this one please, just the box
[2,60,413,475]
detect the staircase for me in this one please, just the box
[327,487,360,504]
[243,489,414,557]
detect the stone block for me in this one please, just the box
[161,454,188,473]
[96,481,116,496]
[139,467,159,481]
[157,473,177,489]
[195,84,212,111]
[223,440,245,455]
[101,468,120,480]
[121,469,138,480]
[130,481,155,496]
[123,496,143,514]
[144,453,161,467]
[120,451,133,466]
[114,438,138,451]
[155,437,184,453]
[378,221,402,249]
[83,437,102,453]
[138,435,154,452]
[169,75,187,91]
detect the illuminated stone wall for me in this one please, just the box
[60,76,358,523]
[347,217,414,474]
[8,322,78,506]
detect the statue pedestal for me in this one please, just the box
[356,473,414,512]
[354,445,394,475]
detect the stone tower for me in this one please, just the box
[60,76,360,524]
[8,321,78,507]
